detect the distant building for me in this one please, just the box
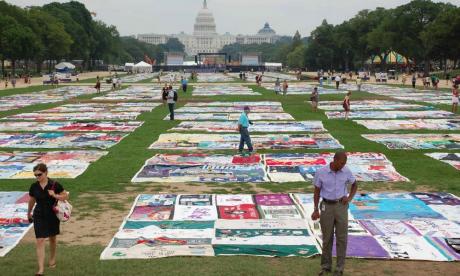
[137,0,280,56]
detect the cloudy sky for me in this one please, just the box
[8,0,460,37]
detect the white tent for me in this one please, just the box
[55,62,75,71]
[133,61,152,73]
[124,62,135,72]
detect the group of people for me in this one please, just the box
[274,78,289,95]
[161,84,178,120]
[310,87,352,119]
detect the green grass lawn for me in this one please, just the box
[0,82,458,275]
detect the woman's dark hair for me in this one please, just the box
[33,163,48,173]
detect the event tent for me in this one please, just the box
[55,62,75,72]
[133,61,152,73]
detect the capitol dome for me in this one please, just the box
[257,23,276,36]
[193,0,217,36]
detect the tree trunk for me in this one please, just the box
[424,59,430,75]
[11,60,16,76]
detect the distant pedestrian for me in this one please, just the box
[355,77,362,92]
[274,78,281,94]
[181,76,188,93]
[310,87,319,112]
[95,76,101,93]
[319,74,324,87]
[117,77,122,89]
[11,76,17,88]
[238,106,253,154]
[452,84,459,113]
[282,80,288,95]
[343,91,351,120]
[411,74,417,88]
[167,85,177,120]
[446,73,451,85]
[402,74,407,86]
[335,75,341,90]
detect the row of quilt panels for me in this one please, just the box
[262,83,347,94]
[315,100,431,111]
[92,86,163,101]
[195,73,237,83]
[354,119,460,130]
[0,86,108,112]
[0,192,32,257]
[2,102,161,121]
[149,133,343,150]
[338,83,452,104]
[192,85,259,96]
[101,192,460,261]
[170,121,326,133]
[326,110,455,119]
[164,113,294,121]
[0,132,127,149]
[131,152,408,183]
[0,150,107,179]
[362,134,460,150]
[0,121,144,132]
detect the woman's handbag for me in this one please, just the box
[51,182,72,222]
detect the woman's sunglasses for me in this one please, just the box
[34,173,43,177]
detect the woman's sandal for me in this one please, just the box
[49,263,56,269]
[35,273,44,276]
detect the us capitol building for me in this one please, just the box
[137,0,281,56]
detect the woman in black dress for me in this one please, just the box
[27,163,69,276]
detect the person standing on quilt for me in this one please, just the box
[310,87,319,112]
[282,80,289,96]
[335,74,341,90]
[27,163,69,276]
[452,84,459,113]
[181,76,188,93]
[311,152,358,276]
[342,91,351,120]
[274,78,281,94]
[166,85,177,120]
[238,106,254,154]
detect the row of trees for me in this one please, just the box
[0,1,184,74]
[226,0,460,73]
[304,0,460,72]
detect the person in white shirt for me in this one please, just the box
[166,85,177,120]
[335,75,341,90]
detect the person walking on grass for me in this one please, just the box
[27,163,69,276]
[355,76,362,92]
[167,85,177,120]
[181,76,188,93]
[343,91,351,120]
[452,84,459,113]
[238,106,254,154]
[282,80,288,96]
[311,151,358,276]
[95,76,101,93]
[402,73,407,86]
[310,87,319,112]
[274,78,281,94]
[335,74,341,90]
[412,74,417,89]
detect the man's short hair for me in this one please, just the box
[334,151,347,161]
[244,106,250,111]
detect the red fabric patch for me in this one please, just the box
[218,204,259,219]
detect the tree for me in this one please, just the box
[287,45,305,69]
[163,38,185,52]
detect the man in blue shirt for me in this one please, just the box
[311,151,358,276]
[238,106,253,154]
[181,77,188,93]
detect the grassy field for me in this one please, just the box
[0,82,459,275]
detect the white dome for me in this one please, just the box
[193,0,217,36]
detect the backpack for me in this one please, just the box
[173,91,178,101]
